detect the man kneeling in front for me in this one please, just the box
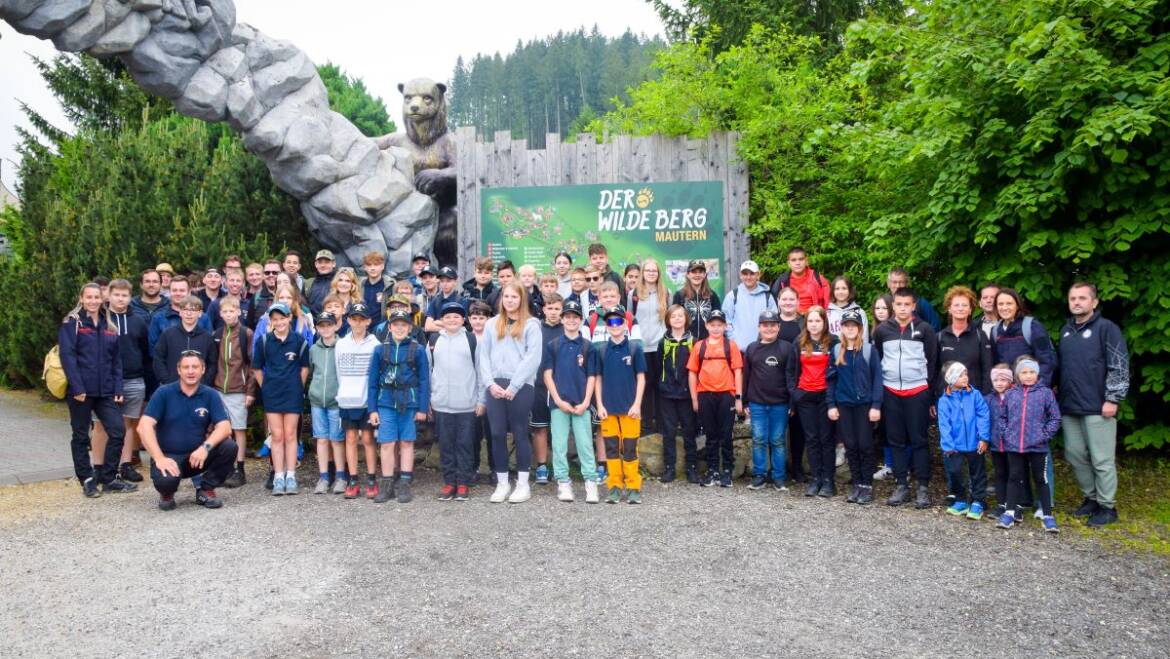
[138,350,237,510]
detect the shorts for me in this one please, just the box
[121,378,146,419]
[600,414,641,439]
[339,407,371,431]
[219,392,248,430]
[311,406,343,442]
[376,406,417,443]
[529,387,551,428]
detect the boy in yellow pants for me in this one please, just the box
[590,306,647,504]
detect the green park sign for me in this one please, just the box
[481,181,726,293]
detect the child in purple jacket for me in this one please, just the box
[984,364,1013,519]
[996,357,1061,532]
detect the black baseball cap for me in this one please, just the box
[315,311,337,325]
[706,309,727,323]
[562,300,584,317]
[603,305,627,319]
[411,252,430,263]
[438,266,458,280]
[841,309,865,327]
[347,302,372,318]
[758,309,780,324]
[419,265,438,277]
[687,259,707,272]
[440,301,466,317]
[388,309,412,324]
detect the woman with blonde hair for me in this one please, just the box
[330,267,363,310]
[634,258,669,431]
[477,282,544,504]
[252,284,315,354]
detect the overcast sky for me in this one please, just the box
[0,0,664,192]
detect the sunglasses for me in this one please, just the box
[606,317,625,327]
[586,276,601,282]
[264,270,279,276]
[180,349,203,357]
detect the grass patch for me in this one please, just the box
[1054,454,1170,558]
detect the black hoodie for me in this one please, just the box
[154,322,217,386]
[111,310,151,380]
[1058,311,1130,415]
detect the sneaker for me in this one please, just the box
[158,493,176,511]
[605,487,622,504]
[967,502,985,520]
[943,494,957,509]
[873,465,893,481]
[195,488,223,509]
[845,485,860,503]
[835,444,846,468]
[596,464,608,484]
[1033,506,1045,520]
[535,465,550,484]
[856,485,875,505]
[557,482,574,502]
[804,480,820,497]
[438,484,456,501]
[332,478,347,495]
[284,475,298,495]
[997,512,1017,529]
[454,485,470,501]
[914,485,931,509]
[817,480,836,498]
[701,471,719,488]
[627,490,642,505]
[344,480,360,499]
[1042,515,1059,533]
[990,504,1007,520]
[719,470,733,488]
[1087,506,1119,528]
[372,478,394,503]
[313,478,330,495]
[364,480,378,500]
[119,463,143,483]
[748,475,767,490]
[506,482,529,503]
[1073,497,1100,518]
[490,481,511,503]
[947,501,970,516]
[397,479,414,504]
[271,475,286,496]
[661,465,676,483]
[82,477,101,498]
[102,478,138,493]
[772,480,789,492]
[584,480,600,504]
[685,465,700,484]
[886,483,910,506]
[224,467,246,489]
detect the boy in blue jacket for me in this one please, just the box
[368,310,430,504]
[937,362,991,520]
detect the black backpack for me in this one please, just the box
[427,331,477,361]
[697,335,734,367]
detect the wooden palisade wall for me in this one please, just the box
[455,127,750,286]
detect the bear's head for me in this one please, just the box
[398,78,448,148]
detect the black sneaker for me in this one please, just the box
[397,479,414,504]
[102,478,138,493]
[1087,506,1119,528]
[887,483,910,506]
[990,503,1007,519]
[701,470,719,487]
[265,470,274,491]
[845,485,860,503]
[915,485,931,509]
[195,488,223,509]
[661,465,676,484]
[118,463,143,483]
[1073,497,1100,518]
[772,479,788,491]
[818,480,836,498]
[719,470,732,488]
[804,480,820,497]
[748,475,767,490]
[686,465,700,484]
[856,485,875,505]
[224,468,246,489]
[82,477,101,498]
[158,493,176,511]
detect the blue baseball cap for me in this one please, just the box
[440,301,466,317]
[268,302,291,317]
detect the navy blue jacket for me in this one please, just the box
[148,305,212,353]
[59,313,122,398]
[111,310,151,381]
[153,323,217,386]
[991,316,1057,387]
[826,344,883,409]
[1057,311,1130,415]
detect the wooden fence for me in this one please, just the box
[454,127,750,284]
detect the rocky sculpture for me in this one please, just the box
[375,78,457,268]
[0,0,437,271]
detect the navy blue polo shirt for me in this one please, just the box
[588,337,646,414]
[363,278,387,319]
[425,289,467,320]
[253,330,310,413]
[143,382,229,453]
[541,332,591,406]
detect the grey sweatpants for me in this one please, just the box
[1062,414,1118,508]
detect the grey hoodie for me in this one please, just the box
[477,316,544,396]
[430,329,481,413]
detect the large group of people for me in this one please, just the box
[57,243,1130,531]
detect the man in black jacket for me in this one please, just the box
[154,296,218,386]
[108,279,151,483]
[303,249,337,315]
[1058,282,1129,528]
[742,310,798,491]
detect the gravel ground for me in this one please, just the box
[2,466,1168,658]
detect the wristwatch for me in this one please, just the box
[734,394,741,400]
[202,441,213,452]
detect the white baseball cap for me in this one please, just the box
[739,260,760,273]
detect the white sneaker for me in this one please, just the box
[835,444,846,468]
[584,480,600,504]
[873,465,893,481]
[557,482,574,502]
[490,481,511,503]
[508,482,531,503]
[1033,506,1045,520]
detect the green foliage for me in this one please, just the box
[599,0,1170,448]
[318,63,394,136]
[448,28,665,147]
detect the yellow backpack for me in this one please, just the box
[43,344,68,399]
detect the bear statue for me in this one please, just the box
[376,78,458,268]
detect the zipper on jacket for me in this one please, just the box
[1019,386,1029,452]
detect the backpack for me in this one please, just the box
[697,335,734,367]
[548,334,593,370]
[380,336,424,385]
[831,343,873,364]
[991,316,1035,348]
[427,331,477,362]
[44,319,79,399]
[587,309,635,338]
[773,269,827,299]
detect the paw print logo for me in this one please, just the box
[635,188,653,209]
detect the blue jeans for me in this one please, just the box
[749,402,789,481]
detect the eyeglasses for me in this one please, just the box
[606,317,625,327]
[263,270,279,276]
[180,349,203,357]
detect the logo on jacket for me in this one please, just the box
[765,356,779,367]
[577,354,585,368]
[622,355,632,366]
[194,407,209,418]
[1082,329,1092,339]
[284,351,298,361]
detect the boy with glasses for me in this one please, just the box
[154,296,217,386]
